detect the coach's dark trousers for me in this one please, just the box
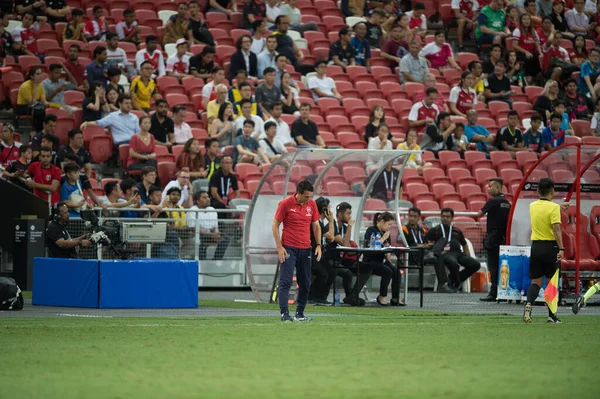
[442,250,481,284]
[279,246,312,314]
[487,246,500,298]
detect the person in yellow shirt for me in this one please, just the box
[468,60,486,103]
[130,61,161,113]
[396,129,431,175]
[62,8,87,42]
[523,178,566,324]
[17,66,48,131]
[206,83,230,131]
[163,186,187,228]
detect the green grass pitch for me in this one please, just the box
[2,301,599,399]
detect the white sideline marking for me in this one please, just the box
[57,314,114,318]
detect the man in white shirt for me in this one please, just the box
[366,123,392,172]
[259,102,295,146]
[135,34,165,79]
[166,38,191,79]
[106,31,136,78]
[186,190,230,260]
[260,120,288,162]
[115,8,139,44]
[266,0,282,29]
[250,20,268,55]
[308,60,343,104]
[235,99,265,138]
[162,169,194,208]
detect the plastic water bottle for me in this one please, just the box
[375,233,382,249]
[334,289,341,307]
[370,233,376,249]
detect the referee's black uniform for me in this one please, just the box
[480,193,510,300]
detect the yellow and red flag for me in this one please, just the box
[544,269,560,314]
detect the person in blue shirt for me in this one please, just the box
[464,108,497,156]
[522,114,544,153]
[350,21,371,70]
[552,100,573,132]
[542,112,568,150]
[86,45,109,86]
[59,163,86,218]
[578,47,600,98]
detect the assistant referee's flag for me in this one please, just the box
[544,269,560,314]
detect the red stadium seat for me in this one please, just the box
[571,120,592,137]
[490,151,518,170]
[474,168,498,184]
[88,136,113,164]
[431,183,461,201]
[442,200,467,211]
[157,162,177,187]
[447,168,472,182]
[422,167,450,186]
[499,169,524,185]
[415,199,440,212]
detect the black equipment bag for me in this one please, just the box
[0,277,24,310]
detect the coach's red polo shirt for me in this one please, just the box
[275,195,320,249]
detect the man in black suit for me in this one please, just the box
[228,34,258,84]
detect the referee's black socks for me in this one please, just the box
[527,283,541,305]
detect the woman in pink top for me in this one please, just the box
[127,115,157,171]
[419,30,461,71]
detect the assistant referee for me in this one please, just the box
[272,180,322,322]
[523,178,564,324]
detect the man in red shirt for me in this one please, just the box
[408,87,441,133]
[0,124,21,167]
[272,180,322,322]
[26,146,61,205]
[63,44,88,91]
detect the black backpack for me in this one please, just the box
[0,277,24,310]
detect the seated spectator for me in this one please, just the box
[43,64,77,114]
[86,46,108,86]
[229,34,258,83]
[421,111,454,154]
[187,190,230,260]
[291,103,325,147]
[405,2,427,39]
[569,34,588,68]
[120,178,153,218]
[452,0,479,49]
[207,83,231,128]
[551,0,573,39]
[541,30,573,83]
[280,72,301,115]
[208,155,240,210]
[566,0,591,35]
[203,138,222,179]
[63,44,88,91]
[162,187,188,231]
[484,60,513,108]
[150,99,175,147]
[127,116,157,171]
[250,20,268,54]
[135,35,166,79]
[81,93,139,147]
[275,54,297,88]
[210,102,237,147]
[511,14,542,83]
[578,48,600,101]
[505,50,523,86]
[56,129,92,174]
[272,16,307,71]
[260,121,287,162]
[523,114,544,152]
[495,110,527,155]
[43,0,71,24]
[205,0,238,15]
[82,83,110,122]
[60,154,103,207]
[533,79,560,125]
[341,0,366,17]
[542,112,569,149]
[553,100,572,131]
[261,102,295,146]
[105,32,135,77]
[0,17,12,62]
[30,115,58,159]
[26,146,61,205]
[164,2,190,45]
[106,68,125,95]
[445,122,469,155]
[0,123,21,167]
[255,67,281,117]
[2,145,32,188]
[257,35,279,79]
[201,66,226,110]
[475,0,509,46]
[190,46,216,82]
[426,208,481,292]
[482,44,502,76]
[176,138,206,179]
[162,169,194,208]
[399,41,428,83]
[11,11,43,58]
[398,129,431,173]
[420,30,461,71]
[364,9,385,50]
[228,70,249,104]
[382,24,408,72]
[538,16,554,46]
[464,108,497,154]
[591,1,600,43]
[116,8,140,45]
[234,119,269,165]
[59,163,87,217]
[308,61,343,104]
[62,8,86,42]
[329,26,356,70]
[278,0,318,34]
[243,0,266,30]
[130,61,161,113]
[233,82,260,117]
[188,1,216,47]
[409,87,440,133]
[523,0,542,30]
[363,162,401,201]
[366,123,392,172]
[84,5,108,41]
[565,78,594,120]
[468,61,486,102]
[32,134,59,164]
[449,71,478,117]
[17,66,48,119]
[350,22,371,70]
[380,0,401,32]
[365,104,388,142]
[172,105,193,144]
[97,180,140,217]
[414,74,450,112]
[234,98,265,139]
[136,166,159,205]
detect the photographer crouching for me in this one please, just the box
[46,202,92,258]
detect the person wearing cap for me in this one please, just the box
[166,39,192,80]
[130,61,162,113]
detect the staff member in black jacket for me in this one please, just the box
[228,34,258,83]
[478,178,511,302]
[46,202,92,258]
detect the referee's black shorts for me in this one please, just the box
[529,240,559,279]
